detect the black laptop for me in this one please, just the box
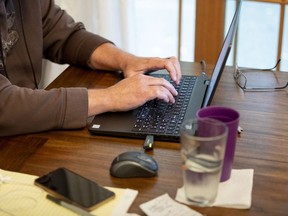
[89,1,242,141]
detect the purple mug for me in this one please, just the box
[197,106,240,182]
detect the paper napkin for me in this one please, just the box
[176,169,254,209]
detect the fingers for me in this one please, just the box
[122,56,182,84]
[103,75,178,113]
[149,76,178,96]
[153,86,176,103]
[164,56,182,85]
[145,75,178,103]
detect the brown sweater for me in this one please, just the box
[0,0,111,136]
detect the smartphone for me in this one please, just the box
[34,167,115,211]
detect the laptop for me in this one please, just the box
[89,0,242,141]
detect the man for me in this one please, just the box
[0,0,181,137]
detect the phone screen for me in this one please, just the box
[34,167,115,211]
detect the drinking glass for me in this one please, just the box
[180,118,228,206]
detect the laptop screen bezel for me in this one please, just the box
[202,0,242,107]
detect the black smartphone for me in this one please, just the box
[34,167,115,211]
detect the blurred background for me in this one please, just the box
[41,0,288,87]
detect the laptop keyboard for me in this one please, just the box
[132,75,196,136]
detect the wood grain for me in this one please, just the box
[1,62,288,215]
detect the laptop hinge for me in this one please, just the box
[204,80,210,85]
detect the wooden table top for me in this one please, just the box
[1,62,288,216]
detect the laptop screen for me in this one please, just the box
[202,0,242,107]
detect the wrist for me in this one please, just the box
[88,89,111,116]
[89,43,136,71]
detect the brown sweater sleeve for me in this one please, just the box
[0,0,113,137]
[0,75,88,137]
[41,0,113,68]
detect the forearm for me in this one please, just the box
[0,76,88,136]
[89,43,136,71]
[89,43,181,84]
[88,89,111,116]
[87,86,132,116]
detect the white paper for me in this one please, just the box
[111,189,139,216]
[176,169,254,209]
[140,193,203,216]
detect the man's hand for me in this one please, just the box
[122,56,182,85]
[88,43,182,117]
[88,74,178,116]
[89,43,182,84]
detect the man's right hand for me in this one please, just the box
[87,74,178,117]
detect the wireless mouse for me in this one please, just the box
[110,151,158,178]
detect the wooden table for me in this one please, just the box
[1,62,288,216]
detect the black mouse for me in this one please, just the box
[110,151,158,178]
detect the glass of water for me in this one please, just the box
[180,118,228,207]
